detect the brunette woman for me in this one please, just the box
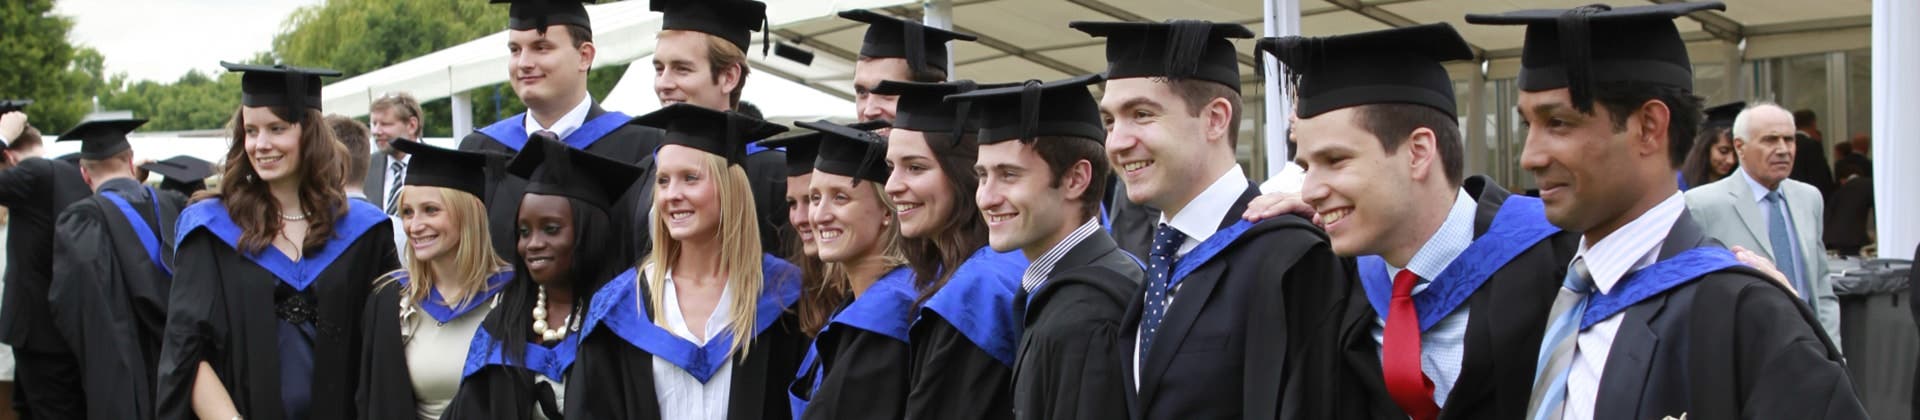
[357,140,513,419]
[758,120,888,339]
[787,120,916,420]
[156,62,399,420]
[442,132,640,419]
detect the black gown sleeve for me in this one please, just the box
[565,323,662,420]
[444,364,551,420]
[1691,273,1867,419]
[356,284,415,420]
[802,329,911,420]
[0,159,45,205]
[1013,272,1132,420]
[50,202,143,420]
[906,317,1013,420]
[154,231,229,420]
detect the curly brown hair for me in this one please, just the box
[195,107,350,255]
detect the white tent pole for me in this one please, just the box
[1262,0,1300,178]
[451,91,474,139]
[1873,0,1915,259]
[924,0,955,78]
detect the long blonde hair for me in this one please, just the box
[379,186,510,308]
[644,153,764,359]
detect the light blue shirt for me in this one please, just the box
[1371,189,1477,407]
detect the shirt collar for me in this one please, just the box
[1021,218,1104,292]
[1388,189,1477,286]
[523,95,595,139]
[1574,192,1687,294]
[1158,164,1248,246]
[660,266,736,343]
[1739,166,1778,203]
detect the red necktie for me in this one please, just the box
[1383,269,1441,420]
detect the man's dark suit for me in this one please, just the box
[363,151,398,209]
[0,157,94,418]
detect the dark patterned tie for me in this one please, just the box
[385,159,406,214]
[1138,223,1184,362]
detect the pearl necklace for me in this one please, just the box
[532,286,574,343]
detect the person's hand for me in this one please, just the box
[1731,245,1798,297]
[0,111,27,142]
[1241,191,1316,222]
[136,159,156,182]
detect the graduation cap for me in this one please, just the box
[141,155,215,194]
[756,120,889,177]
[506,131,644,210]
[390,140,494,200]
[1703,101,1744,129]
[871,79,1006,152]
[56,118,147,160]
[944,74,1107,145]
[838,9,978,80]
[490,0,593,31]
[0,99,31,114]
[796,120,890,184]
[1466,2,1725,112]
[653,0,768,52]
[629,103,790,166]
[221,62,343,123]
[1258,24,1476,119]
[1071,20,1253,92]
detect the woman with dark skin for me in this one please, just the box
[443,132,639,420]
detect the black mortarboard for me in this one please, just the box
[0,99,31,114]
[944,74,1107,145]
[757,120,889,177]
[1259,24,1476,119]
[221,62,342,123]
[654,0,768,52]
[1703,101,1744,129]
[1071,20,1253,92]
[798,120,890,184]
[507,131,644,210]
[141,156,214,194]
[56,118,147,160]
[629,103,790,166]
[872,79,1010,153]
[491,0,593,31]
[391,140,493,199]
[839,9,978,80]
[1466,2,1725,112]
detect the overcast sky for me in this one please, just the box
[56,0,323,83]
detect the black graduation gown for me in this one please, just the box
[357,272,512,420]
[1117,184,1353,420]
[48,178,188,420]
[1582,213,1865,419]
[441,316,578,420]
[905,247,1027,420]
[1012,230,1143,420]
[565,255,807,420]
[457,104,665,262]
[791,266,917,420]
[1325,176,1579,420]
[0,157,92,352]
[155,199,400,420]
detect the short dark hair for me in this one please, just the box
[6,125,41,151]
[1792,109,1817,127]
[1025,136,1110,222]
[1165,79,1242,148]
[533,24,594,50]
[1590,80,1704,168]
[858,55,950,83]
[1350,103,1464,186]
[325,114,371,186]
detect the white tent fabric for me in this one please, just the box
[321,0,910,120]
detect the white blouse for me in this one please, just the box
[401,294,495,420]
[651,269,737,420]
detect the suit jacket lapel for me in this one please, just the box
[1137,183,1257,409]
[1596,212,1713,418]
[366,153,388,205]
[1725,178,1772,256]
[1786,186,1822,281]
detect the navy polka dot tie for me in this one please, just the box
[1139,223,1183,361]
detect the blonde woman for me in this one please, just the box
[356,140,513,419]
[787,120,916,420]
[566,104,803,420]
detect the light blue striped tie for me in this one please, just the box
[1527,258,1592,420]
[1765,191,1809,303]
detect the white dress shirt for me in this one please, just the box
[1369,189,1476,406]
[1560,192,1687,420]
[524,95,595,140]
[1132,164,1249,390]
[652,269,736,420]
[1020,218,1103,292]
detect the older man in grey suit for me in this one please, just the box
[1686,102,1839,350]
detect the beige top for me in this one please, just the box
[402,294,496,420]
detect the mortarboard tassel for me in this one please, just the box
[947,80,977,153]
[1557,4,1608,113]
[1164,20,1212,82]
[904,22,928,80]
[1017,80,1043,143]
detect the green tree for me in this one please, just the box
[0,0,114,133]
